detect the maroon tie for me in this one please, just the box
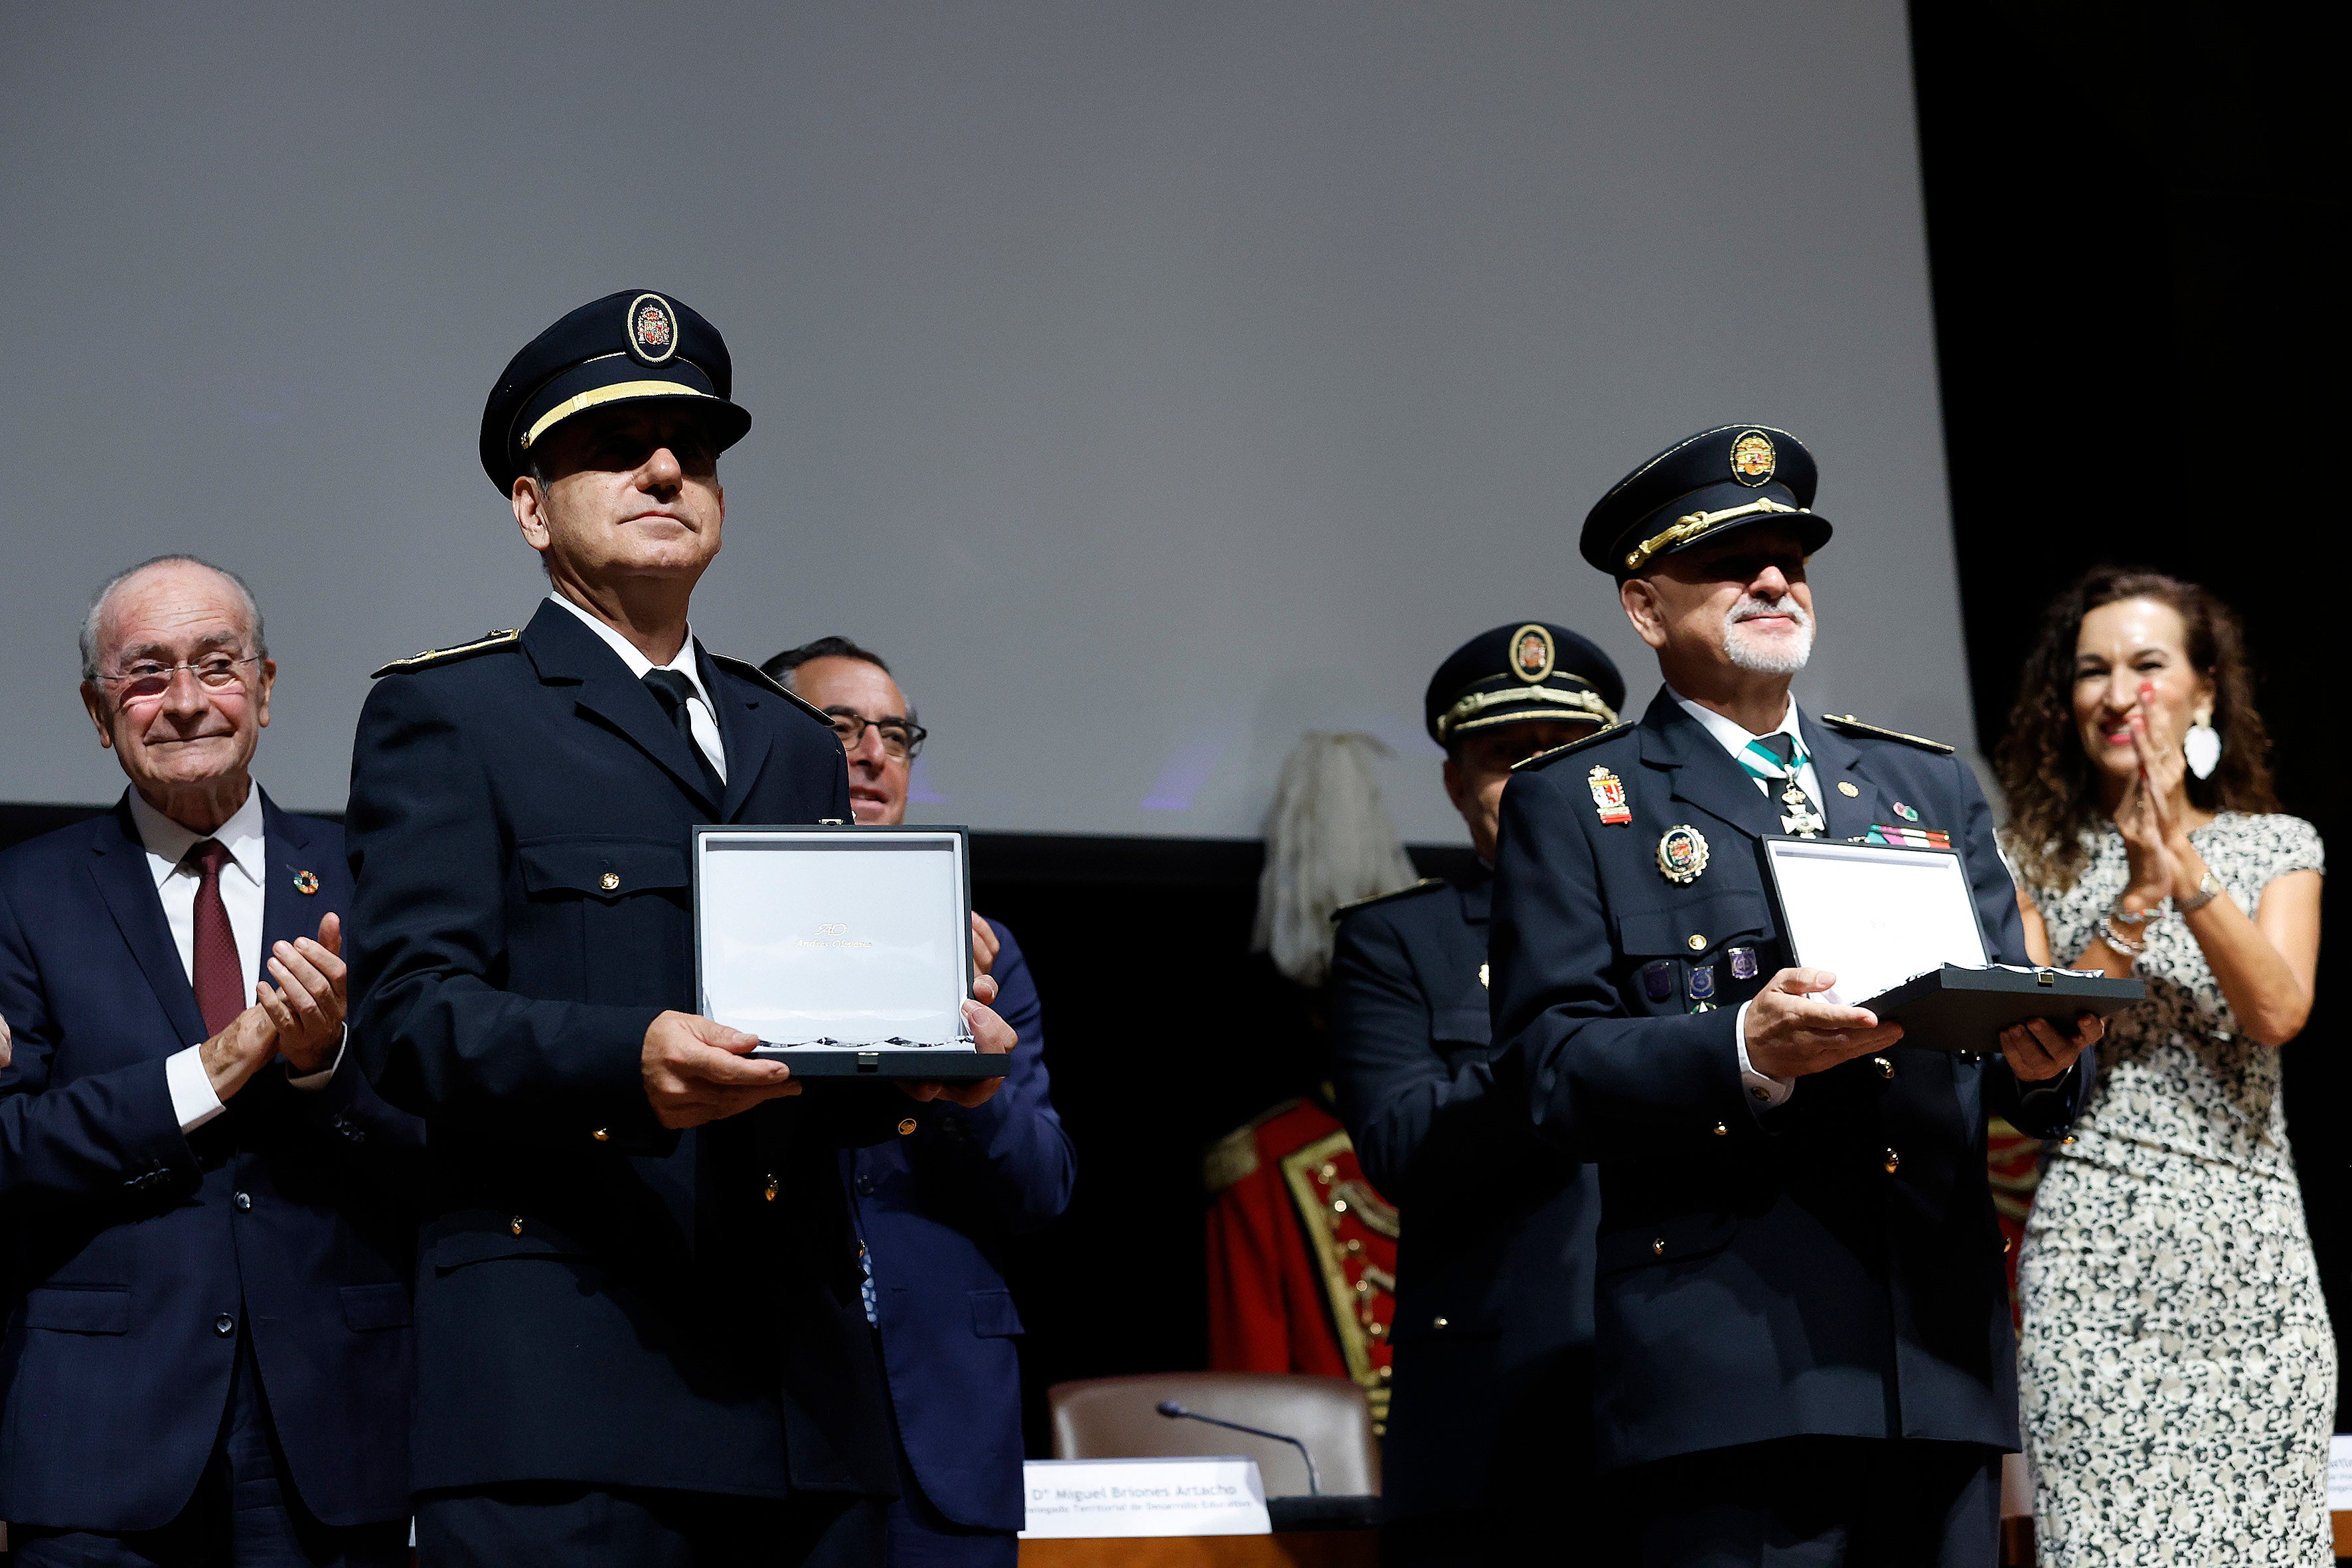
[187,839,245,1036]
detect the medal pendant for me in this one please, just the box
[1780,785,1824,838]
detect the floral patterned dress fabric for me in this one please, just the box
[2017,813,2333,1565]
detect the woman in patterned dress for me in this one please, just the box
[1998,568,2329,1565]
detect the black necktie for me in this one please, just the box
[642,669,723,799]
[1755,732,1824,837]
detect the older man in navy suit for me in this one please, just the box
[1490,427,2104,1565]
[0,554,421,1566]
[763,636,1076,1568]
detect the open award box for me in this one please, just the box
[692,824,1005,1079]
[1758,836,2142,1053]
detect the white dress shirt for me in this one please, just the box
[127,786,337,1131]
[547,591,727,783]
[1666,688,1823,1109]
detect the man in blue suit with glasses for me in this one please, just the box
[765,635,1075,1568]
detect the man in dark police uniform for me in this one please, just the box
[1329,623,1622,1566]
[1488,426,2104,1565]
[345,290,1014,1567]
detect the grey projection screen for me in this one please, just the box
[0,2,1968,844]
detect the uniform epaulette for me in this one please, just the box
[1818,714,1956,754]
[1510,721,1626,772]
[1202,1097,1304,1194]
[370,629,520,678]
[1329,877,1446,923]
[708,654,836,729]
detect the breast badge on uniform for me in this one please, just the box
[1587,765,1632,826]
[625,292,679,364]
[1656,824,1710,884]
[1729,430,1777,487]
[1893,801,1921,821]
[1727,945,1759,980]
[1509,623,1555,682]
[291,869,320,896]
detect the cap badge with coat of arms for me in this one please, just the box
[625,293,679,365]
[1510,623,1555,683]
[1728,430,1777,487]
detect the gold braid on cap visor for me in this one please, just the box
[1437,684,1618,740]
[1622,497,1808,572]
[518,380,716,451]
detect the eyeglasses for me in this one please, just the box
[825,710,927,761]
[99,655,261,703]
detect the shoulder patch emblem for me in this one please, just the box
[370,628,520,678]
[1510,722,1625,772]
[1330,876,1447,922]
[708,654,838,730]
[1818,714,1956,754]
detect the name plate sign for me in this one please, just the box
[1017,1457,1273,1538]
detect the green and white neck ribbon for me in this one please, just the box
[1738,732,1810,785]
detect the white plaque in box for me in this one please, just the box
[1759,836,2140,1052]
[692,824,1004,1079]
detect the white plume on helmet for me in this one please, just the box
[1251,732,1420,988]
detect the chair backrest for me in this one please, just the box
[1046,1372,1380,1498]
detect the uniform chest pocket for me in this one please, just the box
[1616,892,1773,959]
[518,835,690,900]
[516,835,692,1004]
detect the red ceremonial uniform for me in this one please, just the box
[1203,1098,1397,1429]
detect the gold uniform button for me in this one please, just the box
[1873,1056,1895,1079]
[897,1117,919,1136]
[591,1127,610,1142]
[1652,1237,1666,1256]
[509,1215,524,1236]
[1837,781,1860,797]
[1882,1148,1901,1174]
[599,872,620,892]
[1686,934,1706,951]
[1712,1121,1729,1137]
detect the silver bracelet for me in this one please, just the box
[2178,870,2224,915]
[2100,913,2147,957]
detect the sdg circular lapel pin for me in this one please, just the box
[291,870,320,896]
[1656,824,1709,884]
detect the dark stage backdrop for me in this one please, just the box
[1912,2,2349,1422]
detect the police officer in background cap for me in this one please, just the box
[345,290,1016,1567]
[1328,622,1622,1566]
[1488,426,2103,1564]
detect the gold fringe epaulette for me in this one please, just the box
[1510,722,1626,771]
[1202,1097,1306,1194]
[1329,878,1446,923]
[709,654,836,728]
[370,629,519,678]
[1818,714,1956,754]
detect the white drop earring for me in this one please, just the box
[2183,705,2221,780]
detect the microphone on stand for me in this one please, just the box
[1154,1400,1321,1495]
